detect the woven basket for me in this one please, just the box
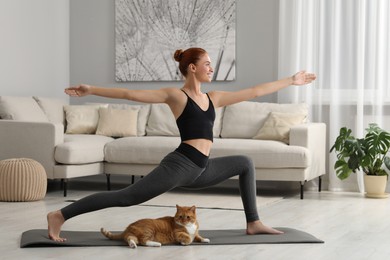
[0,158,47,202]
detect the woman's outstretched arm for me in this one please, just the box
[65,84,173,104]
[209,71,316,108]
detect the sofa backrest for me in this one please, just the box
[0,96,68,124]
[0,96,47,122]
[1,96,308,141]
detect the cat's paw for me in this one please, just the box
[146,241,162,247]
[128,239,137,249]
[181,241,191,246]
[201,238,210,243]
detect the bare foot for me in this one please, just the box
[47,210,66,242]
[246,220,284,235]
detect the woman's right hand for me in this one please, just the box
[64,84,91,97]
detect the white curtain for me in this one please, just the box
[278,0,390,192]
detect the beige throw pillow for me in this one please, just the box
[253,112,306,144]
[106,104,150,136]
[64,105,103,134]
[96,107,138,137]
[86,102,150,136]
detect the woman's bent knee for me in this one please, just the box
[236,155,254,168]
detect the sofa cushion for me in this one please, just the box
[96,107,139,137]
[211,138,310,168]
[0,96,49,122]
[55,134,114,164]
[220,102,308,139]
[33,96,68,125]
[64,105,106,134]
[104,136,181,164]
[104,136,309,168]
[253,112,306,144]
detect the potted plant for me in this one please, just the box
[330,123,390,198]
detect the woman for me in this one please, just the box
[48,47,316,242]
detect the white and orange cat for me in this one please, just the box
[101,205,210,248]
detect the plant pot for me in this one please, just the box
[364,175,388,198]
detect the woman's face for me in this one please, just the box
[193,54,214,82]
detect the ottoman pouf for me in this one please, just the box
[0,158,47,202]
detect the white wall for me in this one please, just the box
[0,0,69,99]
[69,0,280,105]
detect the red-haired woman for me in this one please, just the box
[48,47,316,242]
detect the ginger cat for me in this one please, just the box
[101,205,210,248]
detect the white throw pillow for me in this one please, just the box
[213,107,225,138]
[146,104,179,136]
[64,105,105,134]
[96,107,139,137]
[253,112,306,144]
[33,96,68,124]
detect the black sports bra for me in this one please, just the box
[176,90,215,142]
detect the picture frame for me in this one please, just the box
[115,0,236,82]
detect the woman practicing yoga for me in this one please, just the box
[47,47,316,242]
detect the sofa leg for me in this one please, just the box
[106,174,111,191]
[300,181,306,200]
[318,176,322,192]
[63,179,68,197]
[131,175,135,184]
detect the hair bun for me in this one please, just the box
[174,49,184,62]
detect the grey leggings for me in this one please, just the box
[61,151,259,222]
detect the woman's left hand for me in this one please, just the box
[292,71,316,85]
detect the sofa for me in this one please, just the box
[0,96,326,199]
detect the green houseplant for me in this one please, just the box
[330,123,390,196]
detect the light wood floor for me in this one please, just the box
[2,178,390,260]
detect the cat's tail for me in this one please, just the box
[100,227,124,240]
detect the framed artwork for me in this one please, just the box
[115,0,236,81]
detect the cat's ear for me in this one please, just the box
[176,204,180,209]
[190,205,196,212]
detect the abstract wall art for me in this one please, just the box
[115,0,236,81]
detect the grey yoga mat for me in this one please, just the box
[20,228,323,248]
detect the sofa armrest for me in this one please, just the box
[290,122,327,180]
[0,120,64,179]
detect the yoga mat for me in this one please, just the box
[20,228,323,248]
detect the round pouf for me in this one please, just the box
[0,158,47,202]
